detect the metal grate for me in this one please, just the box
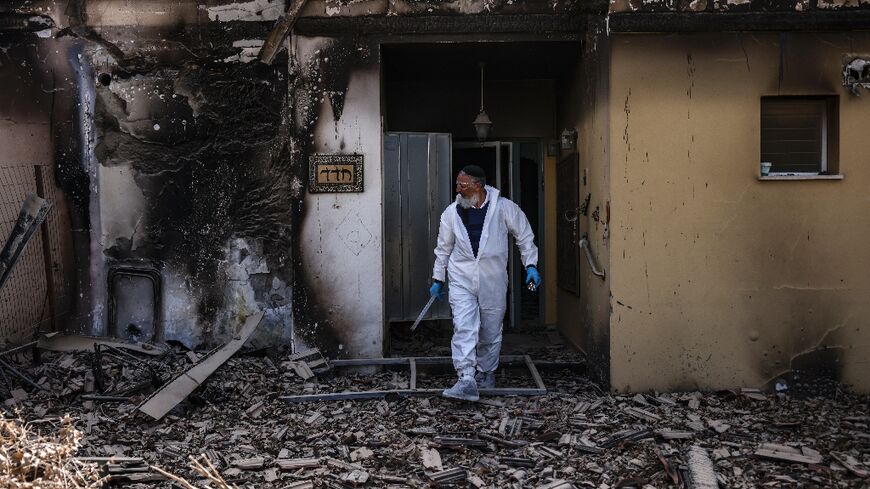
[0,164,75,344]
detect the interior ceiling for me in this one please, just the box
[383,41,580,82]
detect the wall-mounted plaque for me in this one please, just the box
[309,154,364,193]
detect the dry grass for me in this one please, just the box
[0,414,235,489]
[0,414,106,488]
[150,454,238,489]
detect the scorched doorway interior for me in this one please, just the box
[453,141,543,330]
[382,41,574,340]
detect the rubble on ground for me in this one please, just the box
[0,340,867,488]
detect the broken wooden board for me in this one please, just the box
[258,0,310,65]
[427,467,466,484]
[830,451,869,478]
[276,458,320,470]
[137,311,264,420]
[754,443,824,465]
[37,334,164,356]
[686,445,718,489]
[283,348,329,379]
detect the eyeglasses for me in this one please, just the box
[455,181,477,189]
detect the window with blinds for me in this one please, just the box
[760,96,838,175]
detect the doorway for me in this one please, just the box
[382,40,577,351]
[454,141,543,330]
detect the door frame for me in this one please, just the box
[453,139,545,330]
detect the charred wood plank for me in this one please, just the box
[258,0,310,65]
[136,311,264,420]
[0,193,51,292]
[609,11,870,34]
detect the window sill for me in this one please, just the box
[758,174,844,181]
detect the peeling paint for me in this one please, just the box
[203,0,286,22]
[226,39,265,63]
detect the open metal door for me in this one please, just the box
[454,141,521,329]
[384,132,452,323]
[512,141,544,327]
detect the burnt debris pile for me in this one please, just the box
[0,337,867,488]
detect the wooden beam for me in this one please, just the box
[137,311,264,420]
[294,14,586,38]
[258,0,309,65]
[524,355,546,391]
[608,11,870,33]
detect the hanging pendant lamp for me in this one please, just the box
[473,62,492,141]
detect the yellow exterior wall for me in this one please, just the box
[557,22,612,382]
[609,32,870,392]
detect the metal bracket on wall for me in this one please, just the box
[107,265,162,342]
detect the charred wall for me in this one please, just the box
[76,21,302,347]
[83,22,378,353]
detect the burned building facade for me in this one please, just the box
[1,0,869,392]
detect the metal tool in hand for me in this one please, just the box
[527,280,538,292]
[411,295,438,332]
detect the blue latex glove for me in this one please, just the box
[429,281,444,300]
[525,266,542,288]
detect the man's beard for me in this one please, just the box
[456,192,480,209]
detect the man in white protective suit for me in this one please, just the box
[429,165,541,401]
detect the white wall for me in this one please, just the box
[295,36,384,358]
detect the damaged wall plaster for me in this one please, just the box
[205,0,287,22]
[843,57,870,95]
[608,32,870,392]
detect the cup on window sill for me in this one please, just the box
[760,162,772,176]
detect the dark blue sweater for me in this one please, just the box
[457,202,489,257]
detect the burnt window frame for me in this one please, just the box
[760,95,839,176]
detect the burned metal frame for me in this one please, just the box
[293,14,591,38]
[0,341,43,396]
[91,342,163,394]
[107,265,162,342]
[280,355,548,403]
[0,356,45,392]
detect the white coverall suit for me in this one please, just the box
[432,185,539,378]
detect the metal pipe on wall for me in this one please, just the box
[578,236,605,280]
